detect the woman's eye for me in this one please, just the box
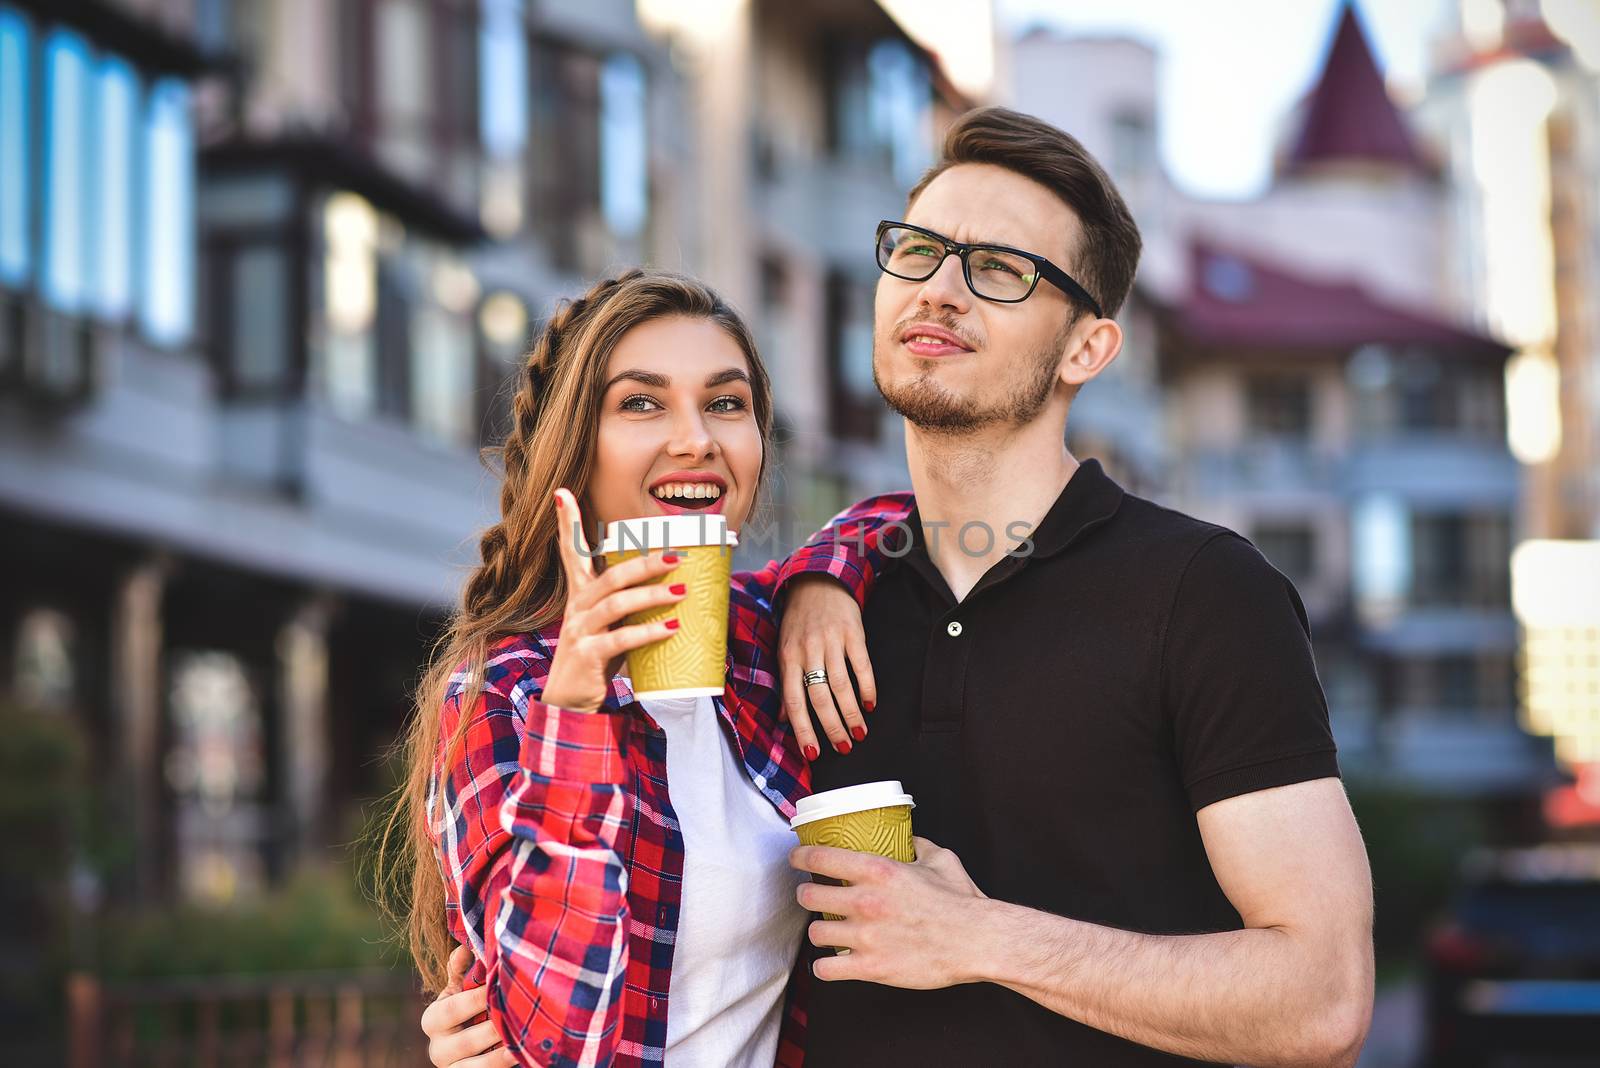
[708,395,747,414]
[620,394,660,412]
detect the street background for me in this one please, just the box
[2,0,1598,1064]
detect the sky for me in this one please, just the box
[995,0,1453,200]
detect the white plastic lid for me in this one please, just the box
[599,513,737,555]
[790,780,915,829]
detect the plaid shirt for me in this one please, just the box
[430,495,912,1068]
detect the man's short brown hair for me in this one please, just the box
[908,106,1142,319]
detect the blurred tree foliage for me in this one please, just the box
[94,865,404,979]
[1347,782,1491,980]
[0,699,86,1056]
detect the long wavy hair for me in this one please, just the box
[375,269,774,992]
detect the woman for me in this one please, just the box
[385,269,896,1068]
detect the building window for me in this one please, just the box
[829,38,931,183]
[43,28,91,314]
[373,0,432,175]
[410,248,477,447]
[478,0,527,159]
[13,607,76,710]
[477,288,529,444]
[600,51,647,239]
[1361,351,1506,439]
[229,246,291,392]
[826,270,879,441]
[322,192,380,419]
[201,174,297,397]
[1410,511,1511,609]
[0,6,31,289]
[1110,108,1155,183]
[1253,522,1316,587]
[1396,653,1516,717]
[166,651,267,904]
[868,39,929,187]
[140,78,195,345]
[94,56,137,322]
[530,42,602,271]
[1353,494,1410,621]
[1245,375,1313,438]
[348,0,480,195]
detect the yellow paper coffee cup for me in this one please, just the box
[600,514,736,700]
[791,781,916,926]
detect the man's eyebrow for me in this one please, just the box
[603,368,751,391]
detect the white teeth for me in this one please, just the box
[652,482,722,500]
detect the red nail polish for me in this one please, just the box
[836,739,852,755]
[803,744,819,762]
[662,553,680,564]
[669,583,687,595]
[864,701,876,714]
[664,618,680,630]
[851,725,867,742]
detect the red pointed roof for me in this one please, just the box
[1170,241,1510,360]
[1285,4,1431,175]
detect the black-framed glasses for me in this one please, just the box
[874,220,1103,318]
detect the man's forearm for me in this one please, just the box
[966,897,1370,1068]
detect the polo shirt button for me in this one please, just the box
[947,621,963,637]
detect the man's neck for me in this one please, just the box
[904,414,1078,603]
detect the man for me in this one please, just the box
[421,106,1373,1067]
[777,106,1373,1067]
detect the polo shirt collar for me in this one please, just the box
[1013,457,1125,561]
[901,457,1125,594]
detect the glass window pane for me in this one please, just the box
[232,246,288,390]
[0,7,31,287]
[600,52,646,237]
[94,57,137,320]
[479,0,526,158]
[14,607,76,710]
[375,0,431,174]
[43,28,91,313]
[322,192,378,418]
[141,78,195,345]
[411,303,473,446]
[167,650,267,905]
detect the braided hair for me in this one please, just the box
[376,269,774,992]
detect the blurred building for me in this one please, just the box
[0,0,973,907]
[1415,0,1600,820]
[1006,5,1558,800]
[637,0,976,537]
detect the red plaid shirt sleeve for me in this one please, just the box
[735,492,915,609]
[436,664,634,1068]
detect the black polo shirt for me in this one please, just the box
[806,459,1340,1066]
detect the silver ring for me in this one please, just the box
[803,668,829,688]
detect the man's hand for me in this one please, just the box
[419,945,517,1068]
[792,837,986,987]
[778,574,877,759]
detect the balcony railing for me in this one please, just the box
[66,970,431,1068]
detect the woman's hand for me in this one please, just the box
[542,488,686,713]
[420,945,517,1068]
[778,575,877,758]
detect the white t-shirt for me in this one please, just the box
[636,693,808,1068]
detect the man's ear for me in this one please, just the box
[1059,316,1123,388]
